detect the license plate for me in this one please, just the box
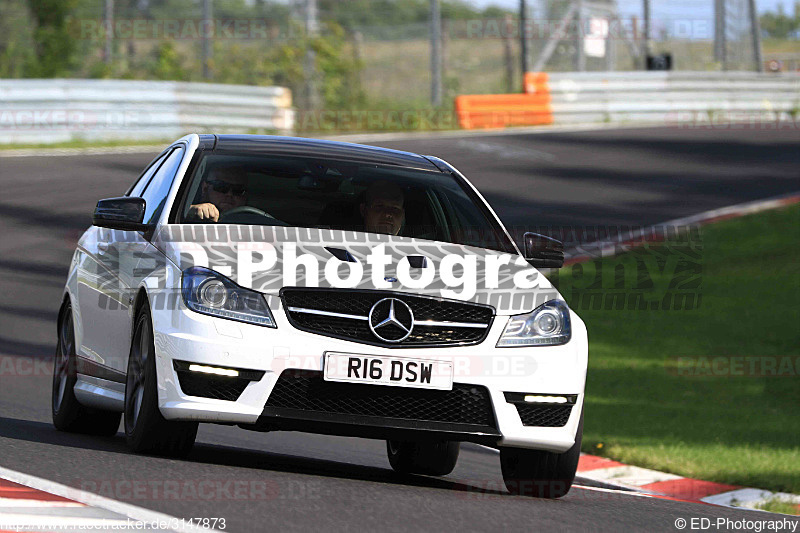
[323,352,453,391]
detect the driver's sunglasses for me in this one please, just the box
[207,179,247,196]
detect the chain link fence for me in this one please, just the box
[2,0,796,111]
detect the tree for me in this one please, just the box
[759,4,800,38]
[270,21,365,111]
[26,0,79,77]
[0,0,35,77]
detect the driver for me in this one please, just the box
[187,167,248,222]
[360,180,405,236]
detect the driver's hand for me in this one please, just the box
[187,203,219,222]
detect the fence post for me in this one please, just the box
[748,0,763,72]
[103,0,114,65]
[520,0,531,75]
[504,14,516,93]
[431,0,443,107]
[576,0,586,71]
[202,0,213,79]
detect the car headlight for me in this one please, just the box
[496,299,571,347]
[181,266,276,328]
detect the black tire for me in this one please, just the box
[386,440,460,476]
[52,303,121,436]
[499,413,583,499]
[124,304,198,457]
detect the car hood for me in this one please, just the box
[156,225,561,315]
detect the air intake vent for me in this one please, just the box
[266,370,498,428]
[514,404,573,427]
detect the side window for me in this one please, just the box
[128,152,168,197]
[141,146,185,225]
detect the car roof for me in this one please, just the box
[202,135,442,172]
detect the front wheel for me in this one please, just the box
[386,440,460,476]
[124,304,197,457]
[499,414,583,499]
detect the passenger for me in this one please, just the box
[360,181,405,236]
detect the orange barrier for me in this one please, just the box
[455,73,553,129]
[523,72,549,95]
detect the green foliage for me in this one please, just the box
[759,2,800,38]
[26,0,80,77]
[319,0,428,29]
[482,6,511,18]
[311,22,365,109]
[213,43,276,86]
[150,41,187,81]
[88,60,113,79]
[5,0,512,119]
[267,21,364,110]
[755,497,800,516]
[318,0,511,29]
[0,0,36,78]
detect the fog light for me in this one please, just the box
[523,395,568,404]
[188,364,239,377]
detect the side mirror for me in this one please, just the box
[93,197,148,231]
[523,232,564,269]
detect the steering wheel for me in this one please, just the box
[219,206,280,225]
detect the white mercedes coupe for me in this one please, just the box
[53,134,588,498]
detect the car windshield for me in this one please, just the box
[174,152,517,253]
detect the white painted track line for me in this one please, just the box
[0,465,221,532]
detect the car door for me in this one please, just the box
[124,146,187,358]
[75,149,172,372]
[112,144,188,372]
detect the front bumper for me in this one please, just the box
[152,301,587,453]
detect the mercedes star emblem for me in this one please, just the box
[368,298,414,343]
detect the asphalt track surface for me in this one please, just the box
[1,126,799,532]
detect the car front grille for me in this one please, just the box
[265,370,497,429]
[514,404,573,427]
[281,288,494,347]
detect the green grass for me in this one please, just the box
[755,497,800,516]
[552,204,800,494]
[0,138,172,150]
[762,38,800,55]
[361,38,800,103]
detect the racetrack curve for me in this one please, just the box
[1,126,798,532]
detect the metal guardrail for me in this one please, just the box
[0,79,294,145]
[545,71,800,125]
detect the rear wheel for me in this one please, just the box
[124,304,197,456]
[386,440,460,476]
[52,303,121,436]
[499,414,583,499]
